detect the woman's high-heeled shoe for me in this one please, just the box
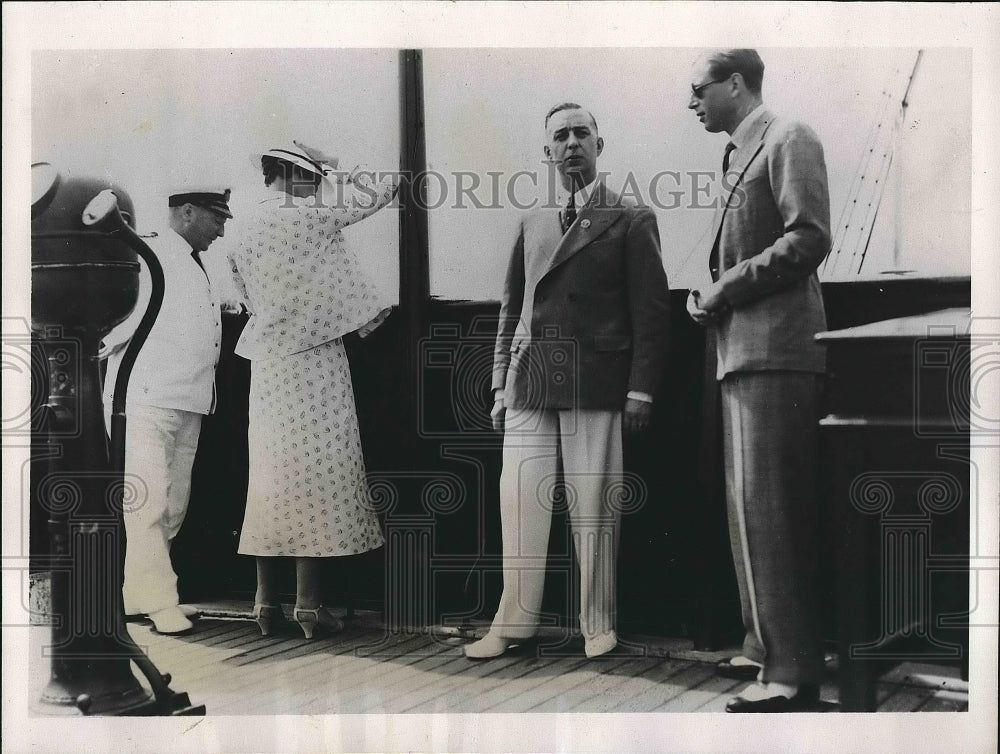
[293,605,345,639]
[252,603,286,637]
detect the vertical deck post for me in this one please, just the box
[398,49,430,435]
[388,50,433,631]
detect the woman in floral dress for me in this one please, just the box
[228,141,397,638]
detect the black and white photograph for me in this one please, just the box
[3,2,998,752]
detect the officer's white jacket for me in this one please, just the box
[103,228,221,415]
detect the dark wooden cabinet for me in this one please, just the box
[817,308,971,711]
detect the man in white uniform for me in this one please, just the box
[102,187,231,634]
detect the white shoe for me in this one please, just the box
[464,633,533,660]
[149,606,193,635]
[584,631,618,658]
[126,604,199,621]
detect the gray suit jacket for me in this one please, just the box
[493,182,671,411]
[711,110,831,378]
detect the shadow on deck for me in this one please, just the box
[30,602,969,716]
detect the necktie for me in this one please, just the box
[710,143,737,281]
[722,141,736,173]
[562,192,577,234]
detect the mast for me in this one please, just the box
[889,50,923,272]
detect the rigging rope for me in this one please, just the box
[826,50,923,278]
[825,76,898,276]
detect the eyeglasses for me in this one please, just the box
[690,76,730,99]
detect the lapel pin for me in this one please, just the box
[580,219,591,229]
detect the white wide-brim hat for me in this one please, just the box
[257,144,328,178]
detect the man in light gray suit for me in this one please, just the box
[465,102,671,660]
[687,49,830,712]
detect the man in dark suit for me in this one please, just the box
[465,102,671,659]
[687,49,830,712]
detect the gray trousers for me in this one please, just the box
[721,371,825,685]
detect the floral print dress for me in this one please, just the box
[228,170,397,557]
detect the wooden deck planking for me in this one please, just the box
[693,680,756,713]
[519,658,665,713]
[163,626,406,714]
[152,625,292,676]
[875,683,938,712]
[297,638,462,715]
[166,635,358,713]
[29,614,970,715]
[233,634,435,715]
[150,623,290,684]
[468,658,597,714]
[412,649,593,713]
[653,672,744,713]
[486,657,638,713]
[565,659,693,713]
[282,633,467,715]
[131,620,246,665]
[137,621,326,685]
[604,661,717,713]
[401,652,593,713]
[133,624,253,682]
[348,645,471,713]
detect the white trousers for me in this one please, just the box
[490,407,622,641]
[107,404,202,614]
